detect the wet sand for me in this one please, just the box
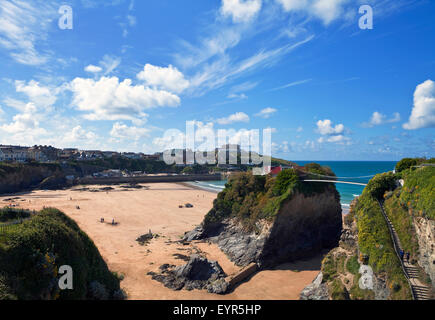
[0,183,322,300]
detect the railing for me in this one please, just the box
[377,199,416,300]
[0,218,31,235]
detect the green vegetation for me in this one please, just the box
[0,207,122,300]
[352,172,413,300]
[397,166,435,219]
[0,207,31,223]
[346,255,360,275]
[395,157,435,173]
[0,162,63,194]
[203,163,339,230]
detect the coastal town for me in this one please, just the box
[0,144,161,163]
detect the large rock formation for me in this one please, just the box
[147,255,229,294]
[184,166,343,268]
[414,217,435,284]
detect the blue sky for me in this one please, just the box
[0,0,434,160]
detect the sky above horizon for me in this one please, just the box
[0,0,434,161]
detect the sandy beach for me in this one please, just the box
[0,183,323,300]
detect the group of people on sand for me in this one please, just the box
[400,250,411,263]
[100,217,117,225]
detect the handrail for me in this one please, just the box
[377,199,416,300]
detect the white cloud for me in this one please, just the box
[69,76,181,121]
[316,119,351,144]
[0,0,57,65]
[13,80,57,108]
[100,55,121,75]
[84,65,103,73]
[0,102,47,140]
[230,81,259,93]
[220,0,262,23]
[217,112,250,125]
[255,107,277,118]
[268,78,312,91]
[318,134,350,144]
[363,111,401,127]
[272,140,291,153]
[227,93,248,100]
[403,79,435,130]
[64,125,98,142]
[316,119,344,135]
[137,64,190,93]
[110,122,149,141]
[276,0,347,25]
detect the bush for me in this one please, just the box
[0,208,31,222]
[0,208,121,300]
[395,158,419,173]
[364,172,397,200]
[203,165,339,230]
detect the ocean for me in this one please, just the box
[188,161,397,212]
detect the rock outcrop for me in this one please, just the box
[414,217,435,284]
[148,255,229,294]
[300,272,329,300]
[190,190,342,268]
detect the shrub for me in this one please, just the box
[0,208,121,300]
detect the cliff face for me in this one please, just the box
[302,164,435,300]
[259,190,342,267]
[414,217,435,284]
[301,211,390,300]
[186,165,343,268]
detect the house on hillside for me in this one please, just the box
[0,146,29,162]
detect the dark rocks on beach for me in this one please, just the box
[299,272,329,300]
[136,232,159,245]
[182,226,204,242]
[148,255,229,294]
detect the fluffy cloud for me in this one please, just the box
[362,111,401,127]
[84,65,103,73]
[69,76,180,121]
[272,140,291,153]
[0,102,49,146]
[276,0,347,25]
[318,134,350,144]
[220,0,262,23]
[316,119,351,144]
[137,64,190,93]
[255,107,277,118]
[217,112,250,125]
[403,79,435,130]
[64,125,98,142]
[316,119,344,135]
[4,80,59,111]
[110,122,150,141]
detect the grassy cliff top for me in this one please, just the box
[0,207,122,300]
[203,162,339,230]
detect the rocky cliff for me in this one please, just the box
[184,164,343,268]
[414,217,435,284]
[301,162,434,300]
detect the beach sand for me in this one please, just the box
[0,183,323,300]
